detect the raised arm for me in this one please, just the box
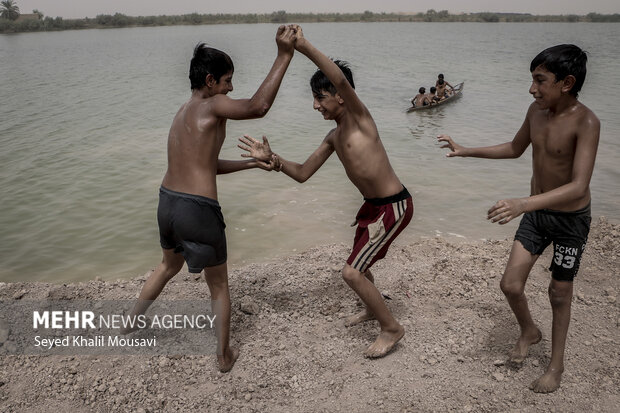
[211,25,296,120]
[291,25,367,117]
[238,131,335,183]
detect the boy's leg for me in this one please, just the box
[500,241,543,364]
[344,269,376,326]
[203,262,239,373]
[342,264,404,358]
[121,248,184,334]
[530,278,573,393]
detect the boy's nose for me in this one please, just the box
[529,83,536,95]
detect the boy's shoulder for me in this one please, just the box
[190,94,229,119]
[325,127,338,141]
[573,101,599,122]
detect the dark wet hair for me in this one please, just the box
[310,60,355,95]
[430,87,437,93]
[189,43,234,91]
[530,44,587,97]
[438,73,444,79]
[419,87,426,94]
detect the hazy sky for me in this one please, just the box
[15,0,620,19]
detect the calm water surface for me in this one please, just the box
[1,23,619,282]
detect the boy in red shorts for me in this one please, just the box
[239,25,413,358]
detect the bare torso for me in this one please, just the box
[329,117,403,199]
[436,83,447,97]
[161,96,224,200]
[528,102,591,211]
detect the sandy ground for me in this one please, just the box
[0,218,618,412]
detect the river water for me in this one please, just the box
[1,22,618,282]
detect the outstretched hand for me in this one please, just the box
[276,25,296,55]
[238,134,274,162]
[487,198,527,225]
[437,134,466,157]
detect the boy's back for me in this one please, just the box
[163,96,229,200]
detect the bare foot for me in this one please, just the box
[530,366,563,393]
[364,325,405,358]
[344,309,375,327]
[217,346,239,373]
[508,328,542,364]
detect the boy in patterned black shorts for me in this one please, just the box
[239,25,413,358]
[438,44,600,393]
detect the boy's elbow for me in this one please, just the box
[294,170,310,183]
[509,146,526,159]
[249,100,271,118]
[573,182,589,199]
[256,102,271,117]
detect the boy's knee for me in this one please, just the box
[548,283,573,306]
[500,279,524,298]
[342,265,363,285]
[162,255,184,278]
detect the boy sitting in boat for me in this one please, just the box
[412,86,431,107]
[429,86,442,103]
[436,73,454,97]
[436,79,452,99]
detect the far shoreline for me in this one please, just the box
[2,10,619,35]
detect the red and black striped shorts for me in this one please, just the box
[346,187,413,272]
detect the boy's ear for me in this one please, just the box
[561,75,576,94]
[335,93,344,105]
[205,73,216,88]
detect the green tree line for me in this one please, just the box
[2,9,620,34]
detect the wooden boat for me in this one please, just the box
[407,82,464,112]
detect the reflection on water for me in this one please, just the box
[1,23,619,282]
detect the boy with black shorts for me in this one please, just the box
[239,25,413,358]
[438,44,600,393]
[122,26,296,373]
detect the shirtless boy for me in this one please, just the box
[436,73,454,97]
[436,78,451,99]
[438,44,599,393]
[122,26,296,373]
[412,87,431,107]
[429,86,441,103]
[240,25,413,358]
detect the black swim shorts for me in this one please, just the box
[157,186,227,272]
[514,204,591,282]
